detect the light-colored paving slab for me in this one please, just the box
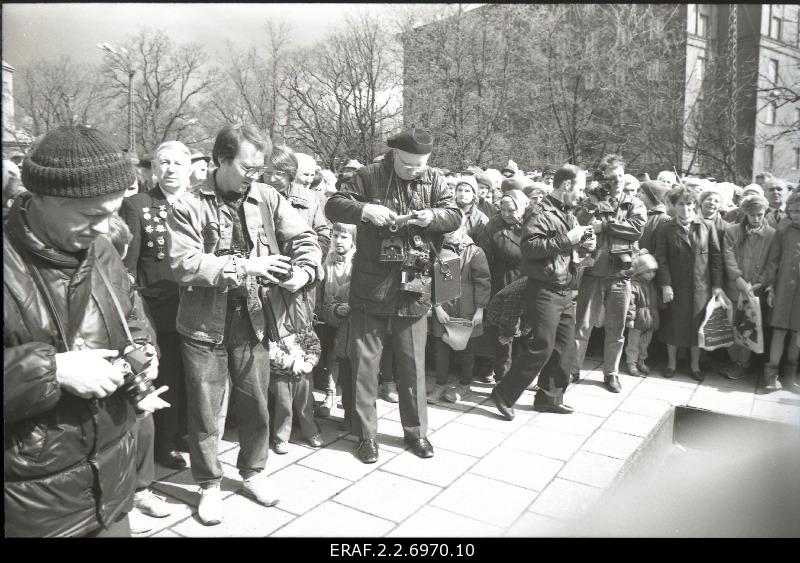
[616,395,673,419]
[151,464,241,507]
[387,506,503,537]
[750,398,800,426]
[503,425,587,461]
[137,502,195,537]
[170,494,295,537]
[428,422,508,458]
[271,501,395,537]
[528,478,605,521]
[454,404,535,433]
[581,429,647,460]
[267,464,352,516]
[529,411,605,437]
[383,403,463,430]
[633,379,697,404]
[469,446,563,491]
[334,470,441,523]
[430,473,538,528]
[688,385,755,417]
[298,437,396,482]
[381,448,477,488]
[558,450,626,489]
[505,511,567,537]
[601,410,663,438]
[220,443,316,476]
[567,392,625,418]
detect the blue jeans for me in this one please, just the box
[181,303,271,487]
[573,276,631,377]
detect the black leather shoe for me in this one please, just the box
[405,437,434,459]
[663,367,675,379]
[155,450,187,470]
[491,387,515,421]
[356,439,379,464]
[690,369,705,383]
[570,371,580,384]
[533,403,574,415]
[604,374,622,393]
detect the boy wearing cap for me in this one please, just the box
[453,175,489,241]
[325,127,462,464]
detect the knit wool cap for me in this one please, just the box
[639,180,670,206]
[501,176,526,193]
[475,171,493,189]
[542,164,557,176]
[387,127,434,155]
[697,187,724,205]
[741,183,764,197]
[739,194,769,213]
[22,125,134,199]
[454,175,478,196]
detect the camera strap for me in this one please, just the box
[95,265,137,347]
[8,233,69,353]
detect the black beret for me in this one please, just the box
[542,165,557,176]
[387,127,434,155]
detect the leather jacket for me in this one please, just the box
[3,192,155,537]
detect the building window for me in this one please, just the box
[698,13,709,38]
[768,59,779,84]
[765,145,774,170]
[795,147,800,170]
[770,16,782,41]
[766,101,777,125]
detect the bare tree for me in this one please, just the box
[14,56,106,137]
[100,28,211,156]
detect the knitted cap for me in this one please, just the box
[22,125,134,199]
[454,175,478,195]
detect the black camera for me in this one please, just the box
[113,345,156,407]
[399,234,433,296]
[257,264,293,286]
[581,226,595,242]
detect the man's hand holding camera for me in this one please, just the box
[55,349,127,400]
[362,203,398,227]
[246,254,292,284]
[567,225,595,246]
[279,266,311,293]
[406,209,434,228]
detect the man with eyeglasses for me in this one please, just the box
[166,124,323,526]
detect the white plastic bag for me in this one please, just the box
[733,293,763,354]
[698,293,734,351]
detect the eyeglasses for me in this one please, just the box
[239,163,270,179]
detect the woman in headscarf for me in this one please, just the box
[477,185,529,383]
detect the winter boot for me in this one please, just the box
[316,390,336,418]
[780,361,799,393]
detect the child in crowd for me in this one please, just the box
[318,222,357,420]
[624,250,660,377]
[762,191,800,392]
[429,222,491,403]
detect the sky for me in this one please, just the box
[1,3,396,69]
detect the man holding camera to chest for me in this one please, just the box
[325,128,462,464]
[572,154,647,393]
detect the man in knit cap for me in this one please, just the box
[167,124,323,525]
[325,126,462,464]
[4,125,162,537]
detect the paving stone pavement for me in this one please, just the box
[140,356,800,537]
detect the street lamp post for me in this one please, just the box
[97,42,135,155]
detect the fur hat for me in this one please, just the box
[22,125,134,199]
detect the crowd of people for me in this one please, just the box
[3,121,799,537]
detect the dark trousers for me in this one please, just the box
[135,413,155,491]
[349,309,428,440]
[152,331,187,454]
[181,305,271,487]
[484,325,517,381]
[496,281,576,407]
[269,375,320,442]
[435,336,476,385]
[339,356,354,420]
[380,338,398,384]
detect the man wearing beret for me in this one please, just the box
[4,125,161,537]
[325,127,462,463]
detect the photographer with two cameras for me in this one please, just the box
[325,127,462,464]
[572,154,647,393]
[4,126,164,537]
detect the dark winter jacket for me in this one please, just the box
[4,193,155,537]
[324,150,462,317]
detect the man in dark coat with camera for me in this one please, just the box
[4,125,160,537]
[325,128,462,464]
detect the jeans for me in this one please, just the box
[496,281,576,407]
[349,308,428,440]
[573,276,631,377]
[269,375,320,443]
[624,328,652,366]
[434,337,475,386]
[181,304,271,487]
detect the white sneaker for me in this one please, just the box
[426,383,445,404]
[197,484,224,526]
[134,488,172,518]
[240,473,280,507]
[128,506,154,534]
